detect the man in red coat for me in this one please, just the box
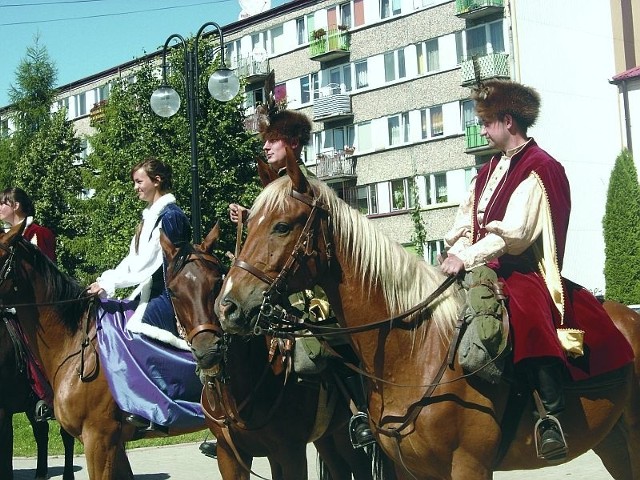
[441,80,633,462]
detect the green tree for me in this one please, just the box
[603,149,640,304]
[81,44,262,282]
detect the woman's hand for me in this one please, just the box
[87,282,107,298]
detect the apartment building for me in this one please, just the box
[0,0,628,292]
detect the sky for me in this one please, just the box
[0,0,286,108]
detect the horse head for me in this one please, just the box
[216,147,333,335]
[161,223,227,372]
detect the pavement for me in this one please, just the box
[12,443,616,479]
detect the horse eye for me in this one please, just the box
[273,222,291,234]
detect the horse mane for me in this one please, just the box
[16,240,87,332]
[250,177,464,338]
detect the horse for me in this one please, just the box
[214,149,640,479]
[0,322,75,480]
[160,224,394,480]
[0,222,205,480]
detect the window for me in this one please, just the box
[340,2,352,27]
[384,49,406,82]
[430,106,443,137]
[434,173,447,203]
[300,77,311,104]
[75,92,87,117]
[75,138,89,165]
[465,20,504,60]
[252,33,267,54]
[380,0,401,19]
[270,25,284,55]
[329,64,352,93]
[356,184,378,215]
[322,125,355,151]
[426,240,445,266]
[354,0,365,26]
[296,17,306,45]
[95,83,110,102]
[355,60,368,88]
[417,39,439,74]
[274,83,287,103]
[0,118,9,138]
[461,100,476,129]
[245,87,265,110]
[357,121,372,151]
[56,97,69,112]
[388,113,410,146]
[391,178,414,211]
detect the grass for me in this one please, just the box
[11,413,209,457]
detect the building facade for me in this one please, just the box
[0,0,630,292]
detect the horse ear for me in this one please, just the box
[285,145,310,194]
[201,222,220,253]
[257,156,278,186]
[159,229,178,261]
[2,221,26,246]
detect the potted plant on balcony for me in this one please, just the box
[312,28,326,40]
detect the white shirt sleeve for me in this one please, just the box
[453,174,544,270]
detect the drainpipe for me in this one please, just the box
[610,77,633,155]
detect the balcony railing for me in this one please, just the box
[235,55,270,83]
[315,149,357,182]
[313,85,353,121]
[455,0,504,19]
[460,52,510,86]
[464,122,488,151]
[309,28,350,62]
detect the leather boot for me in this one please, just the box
[343,373,375,448]
[530,360,568,462]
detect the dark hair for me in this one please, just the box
[130,157,173,192]
[260,110,312,146]
[0,187,35,217]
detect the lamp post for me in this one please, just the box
[150,22,240,244]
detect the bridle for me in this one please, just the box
[232,188,334,334]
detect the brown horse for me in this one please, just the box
[161,224,393,480]
[215,150,640,479]
[0,222,205,480]
[0,322,75,480]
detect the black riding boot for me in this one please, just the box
[199,437,217,458]
[343,373,375,448]
[530,360,568,462]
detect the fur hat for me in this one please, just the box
[259,110,312,146]
[471,79,541,129]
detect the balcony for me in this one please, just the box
[315,149,357,183]
[309,28,351,62]
[313,85,353,122]
[460,52,510,87]
[235,55,270,84]
[89,99,108,124]
[464,122,499,154]
[455,0,504,20]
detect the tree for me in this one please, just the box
[81,44,262,282]
[603,149,640,304]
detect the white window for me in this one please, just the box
[384,49,406,82]
[269,25,284,55]
[245,87,265,110]
[300,77,311,104]
[430,106,443,137]
[94,83,109,103]
[356,121,372,151]
[434,173,447,203]
[75,138,89,165]
[465,19,504,60]
[322,125,355,151]
[388,112,410,146]
[380,0,401,19]
[339,2,353,27]
[329,64,352,93]
[426,240,445,266]
[296,17,307,45]
[355,60,368,88]
[0,118,9,137]
[75,92,87,117]
[251,33,267,54]
[356,184,378,215]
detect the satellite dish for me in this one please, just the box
[238,0,270,19]
[252,46,267,62]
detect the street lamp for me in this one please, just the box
[150,22,240,243]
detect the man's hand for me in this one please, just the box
[87,282,107,298]
[440,254,465,276]
[229,203,248,224]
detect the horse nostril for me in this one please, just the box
[219,297,238,320]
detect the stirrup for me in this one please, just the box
[35,400,54,422]
[349,411,375,449]
[534,415,568,463]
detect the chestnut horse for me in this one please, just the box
[0,323,75,480]
[0,222,205,480]
[215,150,640,479]
[160,224,393,480]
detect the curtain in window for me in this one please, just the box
[384,52,396,82]
[300,77,311,104]
[416,43,426,75]
[466,26,487,59]
[435,174,447,203]
[388,117,401,145]
[430,107,443,137]
[489,21,504,53]
[398,49,406,78]
[355,62,368,88]
[426,39,439,72]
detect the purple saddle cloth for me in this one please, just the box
[95,298,204,430]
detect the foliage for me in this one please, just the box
[603,149,640,304]
[82,40,262,281]
[0,135,16,187]
[410,177,427,257]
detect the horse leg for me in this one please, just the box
[314,437,354,480]
[0,409,13,480]
[60,425,76,480]
[214,440,252,480]
[277,445,308,480]
[25,404,50,480]
[83,434,133,480]
[593,418,633,480]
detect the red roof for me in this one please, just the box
[612,65,640,83]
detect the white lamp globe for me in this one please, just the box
[208,69,240,102]
[150,86,181,117]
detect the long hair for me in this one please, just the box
[1,187,35,217]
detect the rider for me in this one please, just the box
[440,79,634,462]
[0,187,56,421]
[227,108,376,450]
[88,158,204,435]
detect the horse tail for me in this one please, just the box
[317,453,331,480]
[371,443,399,480]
